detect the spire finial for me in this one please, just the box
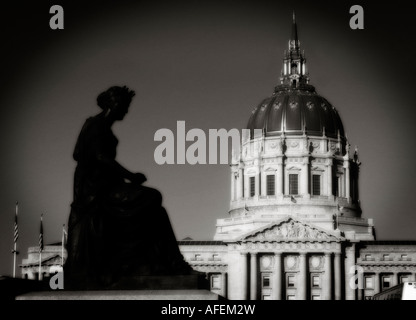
[290,10,299,46]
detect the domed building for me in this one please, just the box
[220,12,367,240]
[178,13,416,300]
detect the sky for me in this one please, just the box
[0,0,415,276]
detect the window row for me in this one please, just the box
[261,273,321,289]
[364,274,413,290]
[363,253,412,262]
[191,254,221,261]
[247,174,322,196]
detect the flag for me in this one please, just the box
[62,224,67,245]
[290,195,297,203]
[39,214,44,253]
[14,202,19,243]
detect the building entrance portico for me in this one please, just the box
[226,217,344,300]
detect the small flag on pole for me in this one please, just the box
[62,224,67,245]
[14,202,19,243]
[39,214,44,253]
[12,201,19,278]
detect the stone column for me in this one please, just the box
[221,272,228,299]
[250,253,258,300]
[327,159,333,196]
[261,171,266,197]
[244,173,249,199]
[231,172,235,201]
[237,169,243,199]
[391,272,399,287]
[298,253,308,300]
[255,172,260,197]
[324,253,332,300]
[373,272,380,295]
[345,244,356,300]
[241,252,248,300]
[344,161,350,199]
[277,158,284,196]
[334,253,342,300]
[302,159,309,196]
[273,253,282,300]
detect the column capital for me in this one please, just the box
[240,252,249,256]
[274,252,282,257]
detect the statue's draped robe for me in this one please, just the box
[65,115,190,289]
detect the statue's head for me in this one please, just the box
[97,86,136,120]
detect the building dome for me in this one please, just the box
[214,12,370,243]
[247,85,345,139]
[247,11,344,140]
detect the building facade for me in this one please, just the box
[20,14,416,300]
[179,14,416,300]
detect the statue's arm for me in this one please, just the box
[96,153,144,183]
[94,149,147,185]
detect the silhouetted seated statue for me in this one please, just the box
[64,86,194,289]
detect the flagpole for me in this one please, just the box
[13,242,17,278]
[38,213,43,281]
[12,201,19,278]
[61,224,66,267]
[38,251,42,281]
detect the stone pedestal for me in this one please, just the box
[16,289,221,300]
[106,274,207,290]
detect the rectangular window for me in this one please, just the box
[401,254,408,261]
[382,276,391,289]
[211,275,221,290]
[383,254,390,261]
[194,254,202,261]
[400,275,410,284]
[250,176,255,197]
[312,275,320,288]
[262,274,271,288]
[212,254,220,261]
[266,175,275,196]
[312,175,321,196]
[289,174,298,195]
[287,275,295,288]
[365,254,372,261]
[365,276,373,289]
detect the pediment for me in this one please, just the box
[239,218,343,243]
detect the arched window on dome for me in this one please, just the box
[249,176,255,197]
[266,175,275,196]
[289,174,299,195]
[312,175,321,196]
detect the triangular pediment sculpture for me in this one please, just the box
[239,217,342,243]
